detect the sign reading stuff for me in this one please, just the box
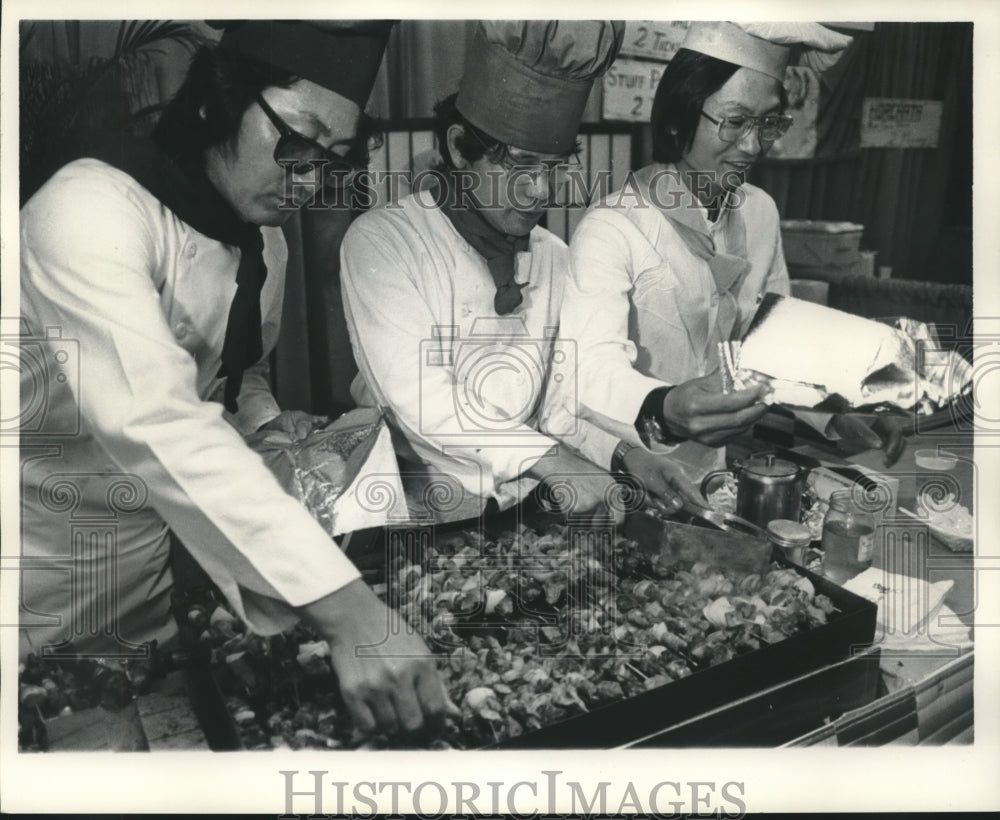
[860,98,943,148]
[602,58,665,122]
[603,21,690,123]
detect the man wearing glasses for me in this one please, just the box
[19,21,457,739]
[342,21,698,522]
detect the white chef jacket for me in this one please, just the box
[341,189,619,515]
[552,164,793,480]
[18,159,361,656]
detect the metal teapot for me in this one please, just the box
[703,452,809,530]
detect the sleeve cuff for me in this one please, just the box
[635,386,686,445]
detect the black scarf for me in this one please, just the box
[88,139,267,414]
[438,175,531,315]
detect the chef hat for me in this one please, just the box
[680,22,853,82]
[213,20,396,108]
[456,20,625,154]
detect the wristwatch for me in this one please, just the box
[637,385,685,447]
[611,439,639,474]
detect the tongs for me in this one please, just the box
[676,498,769,539]
[623,506,771,575]
[646,479,767,541]
[654,476,768,538]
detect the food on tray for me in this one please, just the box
[21,521,847,753]
[719,295,972,414]
[705,473,738,514]
[801,497,829,540]
[18,518,840,751]
[183,523,836,750]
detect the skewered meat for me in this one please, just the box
[116,522,843,751]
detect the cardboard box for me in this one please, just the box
[781,219,864,267]
[788,260,865,283]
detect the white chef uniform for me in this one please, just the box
[18,159,361,656]
[341,188,619,516]
[547,21,854,480]
[552,164,791,480]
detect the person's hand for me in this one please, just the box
[257,410,329,440]
[829,413,906,467]
[301,579,459,738]
[621,447,702,514]
[661,374,770,447]
[527,448,624,525]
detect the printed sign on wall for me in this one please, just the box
[619,21,690,60]
[601,58,666,122]
[860,98,943,148]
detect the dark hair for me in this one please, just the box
[431,93,502,169]
[152,44,382,166]
[152,46,294,158]
[650,50,742,163]
[651,49,790,164]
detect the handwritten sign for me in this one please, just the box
[860,98,943,148]
[620,20,690,60]
[602,58,666,122]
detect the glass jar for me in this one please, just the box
[821,489,875,583]
[767,519,812,566]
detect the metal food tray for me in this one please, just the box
[491,558,878,748]
[345,501,879,750]
[170,500,879,750]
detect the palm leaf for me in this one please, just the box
[20,19,206,205]
[117,20,203,58]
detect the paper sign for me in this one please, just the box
[619,20,690,60]
[602,57,666,122]
[860,98,943,148]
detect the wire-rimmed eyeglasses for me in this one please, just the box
[700,110,794,144]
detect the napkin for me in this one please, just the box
[842,567,951,633]
[842,568,970,651]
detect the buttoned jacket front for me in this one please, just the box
[18,159,361,655]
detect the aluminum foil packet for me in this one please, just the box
[245,407,407,538]
[719,294,972,413]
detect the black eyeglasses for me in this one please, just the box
[700,110,794,144]
[466,128,580,190]
[255,91,364,187]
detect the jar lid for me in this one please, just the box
[828,488,855,511]
[767,519,813,547]
[744,452,799,478]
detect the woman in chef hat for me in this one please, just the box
[550,22,903,485]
